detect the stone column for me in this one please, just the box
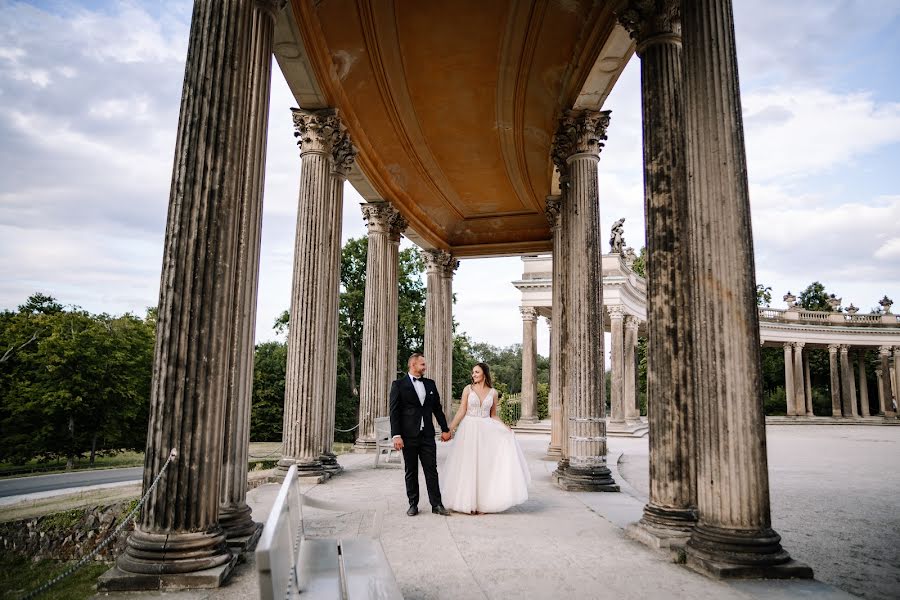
[276,109,341,482]
[551,110,617,492]
[440,256,458,412]
[624,316,640,421]
[875,368,886,415]
[886,347,899,418]
[319,128,356,472]
[783,343,795,416]
[840,345,856,417]
[893,348,900,418]
[547,197,565,458]
[857,350,870,417]
[681,0,810,577]
[423,250,454,412]
[519,307,539,423]
[803,353,813,416]
[608,305,626,424]
[111,0,255,585]
[219,0,280,545]
[828,344,842,416]
[792,343,805,417]
[354,202,403,452]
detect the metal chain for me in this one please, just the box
[248,443,283,459]
[333,423,359,433]
[19,448,178,600]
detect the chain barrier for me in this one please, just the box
[19,448,178,600]
[248,443,283,459]
[333,423,359,433]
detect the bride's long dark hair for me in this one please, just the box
[473,362,493,389]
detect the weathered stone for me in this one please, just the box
[829,344,842,416]
[519,306,539,423]
[546,196,564,458]
[422,249,457,413]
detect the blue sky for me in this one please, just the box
[1,0,898,356]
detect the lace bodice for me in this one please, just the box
[466,388,494,418]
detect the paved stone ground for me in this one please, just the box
[617,425,900,600]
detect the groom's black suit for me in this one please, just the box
[389,374,450,509]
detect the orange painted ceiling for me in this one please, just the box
[286,0,628,256]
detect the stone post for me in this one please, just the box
[839,345,856,417]
[803,353,813,416]
[681,0,810,577]
[423,250,455,413]
[519,306,539,423]
[608,305,626,424]
[108,0,255,586]
[624,316,640,421]
[828,344,842,416]
[547,197,565,458]
[875,368,886,416]
[276,108,341,482]
[792,343,805,417]
[886,347,899,418]
[893,348,900,418]
[440,256,458,412]
[857,350,870,417]
[219,0,281,546]
[319,127,356,472]
[551,109,617,492]
[783,343,795,416]
[354,202,403,452]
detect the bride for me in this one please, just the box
[441,362,531,514]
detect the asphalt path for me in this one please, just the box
[0,466,142,498]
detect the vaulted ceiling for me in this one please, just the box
[275,0,633,256]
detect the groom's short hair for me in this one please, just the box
[407,352,424,365]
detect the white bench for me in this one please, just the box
[374,416,403,468]
[256,465,403,600]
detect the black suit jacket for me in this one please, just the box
[389,375,450,440]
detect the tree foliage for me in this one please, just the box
[798,281,832,311]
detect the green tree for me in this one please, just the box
[756,284,772,307]
[630,247,647,278]
[250,341,287,442]
[798,281,832,311]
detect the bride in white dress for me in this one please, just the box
[441,362,531,514]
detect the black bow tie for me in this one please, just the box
[412,377,422,382]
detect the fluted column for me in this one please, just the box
[608,305,626,423]
[319,127,356,471]
[551,109,617,492]
[219,0,280,544]
[387,211,408,401]
[829,344,842,416]
[547,197,564,458]
[681,0,810,577]
[792,343,805,417]
[440,256,458,412]
[893,348,900,418]
[624,316,640,421]
[354,202,403,452]
[840,345,856,417]
[857,350,870,417]
[112,0,255,583]
[275,109,341,482]
[803,353,813,416]
[423,250,454,412]
[884,346,898,418]
[783,343,796,416]
[519,307,539,423]
[875,368,886,415]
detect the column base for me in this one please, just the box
[226,522,263,552]
[98,554,238,592]
[274,457,328,482]
[626,504,697,558]
[553,463,619,492]
[219,502,259,540]
[114,528,234,579]
[546,444,562,458]
[606,418,649,438]
[320,452,344,475]
[685,523,813,580]
[352,437,377,453]
[832,409,842,417]
[517,416,539,424]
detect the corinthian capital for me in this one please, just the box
[360,201,398,235]
[331,129,357,178]
[545,196,562,230]
[421,249,453,275]
[520,306,538,321]
[291,108,340,155]
[616,0,681,50]
[551,109,611,171]
[388,210,408,242]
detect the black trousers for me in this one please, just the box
[401,430,442,508]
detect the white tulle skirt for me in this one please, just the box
[441,416,531,513]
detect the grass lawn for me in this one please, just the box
[0,555,108,600]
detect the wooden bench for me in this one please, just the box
[256,465,403,600]
[374,416,403,468]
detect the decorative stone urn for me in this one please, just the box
[783,291,796,309]
[879,295,894,314]
[846,304,859,315]
[827,295,842,312]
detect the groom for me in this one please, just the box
[389,353,451,516]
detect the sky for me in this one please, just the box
[1,0,899,359]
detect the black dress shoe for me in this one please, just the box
[432,505,450,516]
[407,505,418,516]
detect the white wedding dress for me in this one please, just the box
[441,388,531,513]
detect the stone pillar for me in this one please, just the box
[608,305,626,423]
[440,256,458,412]
[783,343,795,416]
[875,368,886,416]
[519,307,539,423]
[551,109,617,492]
[423,250,455,413]
[547,197,565,458]
[319,127,356,472]
[276,109,341,482]
[354,202,403,452]
[624,316,640,421]
[792,343,805,417]
[886,347,899,418]
[680,0,810,577]
[111,0,255,585]
[893,348,900,418]
[839,345,856,417]
[828,344,842,416]
[219,0,280,545]
[857,350,870,417]
[803,353,813,416]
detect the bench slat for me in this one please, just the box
[339,538,404,600]
[296,538,343,598]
